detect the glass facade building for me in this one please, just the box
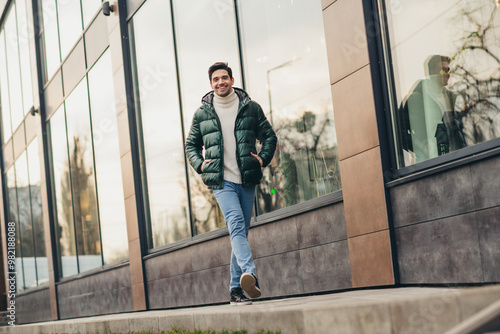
[0,0,498,325]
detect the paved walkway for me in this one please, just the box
[3,284,500,334]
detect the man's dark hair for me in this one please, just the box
[208,62,233,81]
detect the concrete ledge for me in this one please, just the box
[444,299,500,334]
[3,285,500,334]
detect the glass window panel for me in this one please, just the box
[237,0,340,215]
[27,139,48,285]
[4,7,24,129]
[49,106,78,277]
[386,0,500,167]
[173,0,241,235]
[57,0,83,60]
[41,0,61,80]
[130,0,190,248]
[15,153,37,290]
[88,51,128,263]
[6,167,24,291]
[64,78,101,272]
[17,0,34,113]
[0,31,12,142]
[81,0,102,27]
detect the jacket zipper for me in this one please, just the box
[205,96,250,187]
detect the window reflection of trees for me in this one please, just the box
[61,136,101,271]
[188,173,224,236]
[6,156,47,290]
[258,108,340,214]
[448,2,500,146]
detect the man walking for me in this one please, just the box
[185,62,277,305]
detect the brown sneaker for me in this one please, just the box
[240,273,261,299]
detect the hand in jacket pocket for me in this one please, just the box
[201,159,212,172]
[250,152,263,167]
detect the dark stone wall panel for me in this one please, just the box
[254,251,304,297]
[145,247,193,281]
[57,265,133,319]
[300,240,351,293]
[192,266,229,305]
[391,156,500,284]
[17,288,52,324]
[148,273,196,309]
[296,202,347,248]
[476,206,500,282]
[390,166,474,228]
[249,218,299,258]
[471,155,500,210]
[191,236,231,271]
[395,213,483,284]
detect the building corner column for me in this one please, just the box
[322,0,396,288]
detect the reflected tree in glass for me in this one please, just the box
[6,167,25,291]
[49,108,78,277]
[447,1,500,146]
[27,139,49,285]
[388,0,500,166]
[258,106,340,214]
[67,136,100,266]
[15,153,37,289]
[65,79,101,273]
[88,51,128,264]
[237,0,341,215]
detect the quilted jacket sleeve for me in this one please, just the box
[185,110,205,174]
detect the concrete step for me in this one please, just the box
[2,285,500,334]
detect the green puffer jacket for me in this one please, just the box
[185,88,277,190]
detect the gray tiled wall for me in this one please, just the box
[390,154,500,284]
[16,288,51,324]
[145,202,351,309]
[57,265,133,319]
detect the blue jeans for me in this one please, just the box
[213,181,256,291]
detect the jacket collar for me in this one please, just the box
[201,87,250,107]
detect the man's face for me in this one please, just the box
[210,69,234,97]
[440,60,450,86]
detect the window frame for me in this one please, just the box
[373,0,500,183]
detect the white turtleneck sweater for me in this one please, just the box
[213,89,241,184]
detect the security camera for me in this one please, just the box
[103,1,114,16]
